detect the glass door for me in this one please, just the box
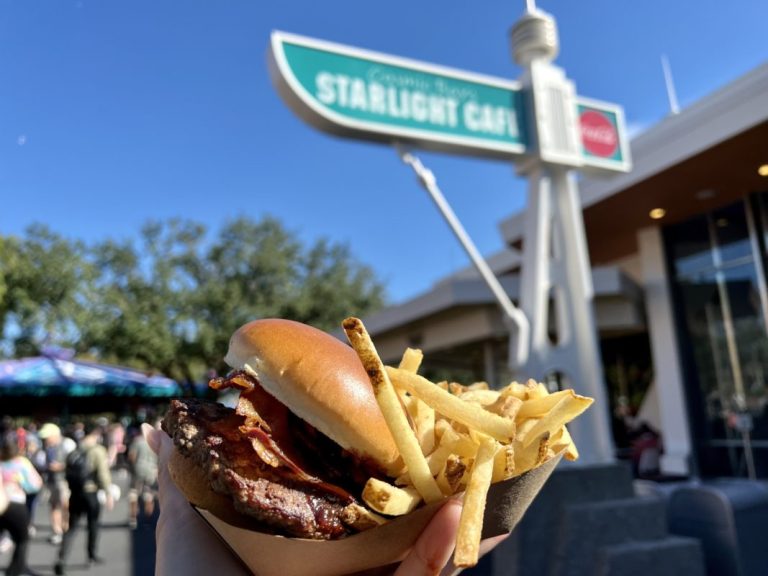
[666,199,768,478]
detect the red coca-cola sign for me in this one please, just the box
[580,109,618,158]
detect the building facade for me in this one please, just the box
[360,62,768,479]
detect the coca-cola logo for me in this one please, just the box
[580,109,618,158]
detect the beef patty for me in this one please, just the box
[163,397,358,539]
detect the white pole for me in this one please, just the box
[661,54,680,115]
[396,146,531,370]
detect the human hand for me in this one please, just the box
[391,499,508,576]
[145,424,251,576]
[145,425,508,576]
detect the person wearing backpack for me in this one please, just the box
[54,421,113,576]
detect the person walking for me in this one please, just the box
[0,434,42,576]
[127,418,159,528]
[54,422,113,576]
[38,424,70,545]
[22,435,45,537]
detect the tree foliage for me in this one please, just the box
[0,216,387,383]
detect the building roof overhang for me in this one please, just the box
[360,265,643,339]
[500,61,768,263]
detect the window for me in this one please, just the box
[666,197,768,478]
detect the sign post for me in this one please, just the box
[268,4,631,465]
[510,6,618,465]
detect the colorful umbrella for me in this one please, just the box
[0,354,181,397]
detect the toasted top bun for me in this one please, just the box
[225,319,401,476]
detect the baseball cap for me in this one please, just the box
[38,423,61,439]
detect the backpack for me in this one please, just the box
[65,447,93,490]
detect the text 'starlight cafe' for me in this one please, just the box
[318,66,521,141]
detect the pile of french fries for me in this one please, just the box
[343,317,593,568]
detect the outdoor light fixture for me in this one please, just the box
[758,164,768,177]
[649,208,666,219]
[695,189,717,200]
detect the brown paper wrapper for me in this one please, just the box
[194,453,562,576]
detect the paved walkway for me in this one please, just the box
[1,469,158,576]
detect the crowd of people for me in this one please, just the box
[0,414,160,576]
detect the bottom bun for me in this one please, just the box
[168,448,267,531]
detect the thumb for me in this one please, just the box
[394,499,462,576]
[142,422,161,454]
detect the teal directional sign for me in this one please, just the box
[269,31,630,172]
[269,31,527,160]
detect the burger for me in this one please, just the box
[162,318,404,540]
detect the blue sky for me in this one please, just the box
[2,0,767,304]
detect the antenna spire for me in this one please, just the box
[661,54,680,115]
[526,0,536,13]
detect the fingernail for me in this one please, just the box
[142,423,160,454]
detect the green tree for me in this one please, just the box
[186,216,386,376]
[0,225,90,356]
[286,238,386,329]
[0,216,387,384]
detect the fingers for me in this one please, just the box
[439,533,510,576]
[147,425,249,576]
[395,499,462,576]
[142,422,160,453]
[394,495,511,576]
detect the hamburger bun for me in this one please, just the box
[167,449,255,529]
[224,319,401,476]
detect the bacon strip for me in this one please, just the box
[211,371,356,503]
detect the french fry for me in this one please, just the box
[467,381,490,391]
[459,389,501,406]
[398,348,424,373]
[515,417,539,438]
[498,381,528,400]
[362,478,422,516]
[341,503,388,531]
[454,434,497,568]
[425,444,453,477]
[492,443,515,482]
[550,424,579,461]
[449,382,466,395]
[396,347,422,409]
[434,454,466,496]
[410,395,436,455]
[449,381,488,395]
[343,317,443,504]
[517,389,580,419]
[434,418,453,441]
[487,394,523,420]
[518,393,594,448]
[513,433,550,476]
[426,427,478,475]
[524,379,549,400]
[536,434,551,466]
[386,367,517,443]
